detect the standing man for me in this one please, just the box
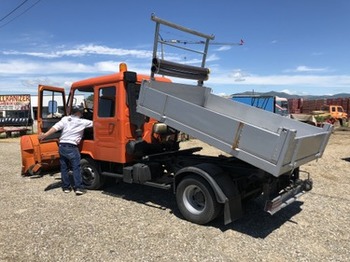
[39,107,93,195]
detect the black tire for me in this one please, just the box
[81,158,104,189]
[176,175,222,225]
[340,118,347,127]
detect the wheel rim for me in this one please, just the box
[182,185,206,215]
[82,166,95,185]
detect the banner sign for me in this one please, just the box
[0,95,31,110]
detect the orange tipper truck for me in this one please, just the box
[20,15,333,225]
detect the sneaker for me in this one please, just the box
[63,188,71,193]
[75,188,87,195]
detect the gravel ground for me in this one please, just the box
[0,131,349,262]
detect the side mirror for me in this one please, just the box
[48,100,58,114]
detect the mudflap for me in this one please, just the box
[223,193,243,225]
[215,174,243,225]
[264,178,313,215]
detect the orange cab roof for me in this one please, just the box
[71,71,171,89]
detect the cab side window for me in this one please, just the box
[39,89,65,138]
[98,87,116,118]
[41,90,65,119]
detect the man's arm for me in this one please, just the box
[38,126,58,141]
[84,119,93,128]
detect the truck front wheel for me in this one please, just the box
[81,158,104,190]
[176,175,221,225]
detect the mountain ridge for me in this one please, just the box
[230,91,350,100]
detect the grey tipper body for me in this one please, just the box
[137,79,332,177]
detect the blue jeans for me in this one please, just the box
[59,144,83,190]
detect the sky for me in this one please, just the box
[0,0,349,96]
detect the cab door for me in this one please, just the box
[20,85,66,175]
[94,85,121,162]
[37,85,66,139]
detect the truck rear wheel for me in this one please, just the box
[81,158,104,190]
[176,175,221,225]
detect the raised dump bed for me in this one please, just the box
[137,80,333,177]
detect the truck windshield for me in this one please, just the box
[275,100,289,116]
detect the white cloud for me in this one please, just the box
[21,77,73,89]
[0,59,124,75]
[1,43,350,96]
[214,92,232,97]
[285,65,329,73]
[2,59,350,89]
[2,44,153,59]
[0,60,86,74]
[280,89,293,95]
[95,61,120,72]
[209,73,350,88]
[0,76,76,94]
[160,53,220,65]
[296,65,328,72]
[227,69,249,82]
[215,46,232,51]
[0,59,150,94]
[279,89,311,95]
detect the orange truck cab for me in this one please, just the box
[20,63,174,184]
[317,105,348,125]
[325,105,347,121]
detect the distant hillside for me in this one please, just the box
[230,91,350,100]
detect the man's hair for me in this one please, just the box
[71,106,83,115]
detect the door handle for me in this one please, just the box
[108,123,115,134]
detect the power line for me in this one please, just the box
[0,0,30,22]
[162,39,244,46]
[0,0,42,29]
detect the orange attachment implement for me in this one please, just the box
[20,134,60,176]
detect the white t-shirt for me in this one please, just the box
[53,116,93,145]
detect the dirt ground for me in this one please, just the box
[0,130,349,261]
